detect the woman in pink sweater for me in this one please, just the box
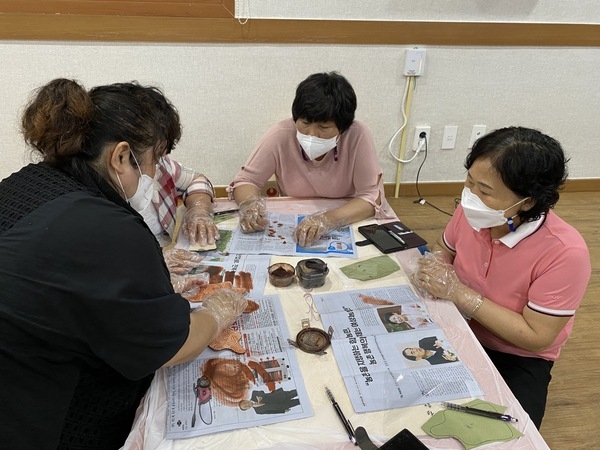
[228,72,394,247]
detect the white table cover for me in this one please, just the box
[123,198,549,450]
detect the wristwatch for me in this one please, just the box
[288,318,334,355]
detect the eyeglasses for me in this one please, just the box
[130,151,165,178]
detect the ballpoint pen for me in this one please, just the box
[325,386,357,445]
[442,402,518,422]
[386,230,406,246]
[213,208,239,216]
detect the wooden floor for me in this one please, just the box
[387,191,600,450]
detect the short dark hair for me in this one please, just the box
[291,72,357,133]
[89,82,181,163]
[465,126,569,222]
[384,312,395,323]
[402,349,417,361]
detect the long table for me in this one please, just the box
[124,198,549,450]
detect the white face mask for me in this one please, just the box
[128,173,156,211]
[115,153,161,236]
[461,187,528,231]
[296,130,338,160]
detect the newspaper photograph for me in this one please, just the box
[313,286,483,413]
[227,212,357,258]
[165,294,313,439]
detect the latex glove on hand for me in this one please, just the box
[163,248,204,275]
[200,288,249,334]
[239,196,269,233]
[294,212,338,248]
[181,203,220,247]
[170,273,209,300]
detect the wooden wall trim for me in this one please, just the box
[383,178,600,198]
[0,15,598,46]
[0,1,235,19]
[213,179,600,199]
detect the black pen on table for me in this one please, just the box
[213,208,239,216]
[442,402,518,422]
[325,386,357,445]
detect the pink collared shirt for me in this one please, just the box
[443,205,590,361]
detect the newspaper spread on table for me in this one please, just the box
[165,293,313,439]
[313,285,483,413]
[228,212,357,258]
[185,252,270,295]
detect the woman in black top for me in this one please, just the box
[0,79,247,449]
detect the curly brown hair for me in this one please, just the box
[21,78,181,171]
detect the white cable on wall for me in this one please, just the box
[235,0,251,24]
[388,76,420,164]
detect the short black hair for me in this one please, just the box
[465,126,569,222]
[101,82,182,158]
[402,349,417,361]
[291,72,357,133]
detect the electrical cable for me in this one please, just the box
[394,138,425,164]
[387,72,454,215]
[412,136,454,217]
[388,77,411,163]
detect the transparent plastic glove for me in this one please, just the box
[411,251,483,317]
[199,288,249,334]
[170,273,209,300]
[239,195,269,233]
[293,212,340,248]
[181,203,220,246]
[407,250,448,283]
[423,249,453,265]
[163,248,204,275]
[411,251,461,300]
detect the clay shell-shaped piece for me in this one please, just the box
[244,299,260,314]
[209,328,245,354]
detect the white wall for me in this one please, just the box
[1,41,599,188]
[236,0,600,23]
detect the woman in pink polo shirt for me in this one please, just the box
[227,72,395,247]
[412,127,590,429]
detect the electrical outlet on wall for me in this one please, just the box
[441,126,458,150]
[469,125,487,148]
[403,48,426,76]
[412,126,431,151]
